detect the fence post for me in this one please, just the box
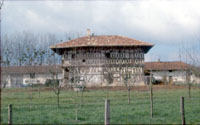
[8,104,12,125]
[75,108,78,122]
[180,96,185,125]
[105,99,110,125]
[150,74,153,118]
[188,83,191,99]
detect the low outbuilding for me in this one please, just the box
[144,61,200,84]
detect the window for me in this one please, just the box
[72,54,75,59]
[65,68,69,72]
[82,59,86,63]
[30,73,35,78]
[105,52,110,58]
[71,77,74,83]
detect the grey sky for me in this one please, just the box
[2,0,200,62]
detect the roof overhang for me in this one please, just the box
[50,45,154,55]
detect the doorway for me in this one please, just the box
[169,76,173,85]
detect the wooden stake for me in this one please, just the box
[188,84,191,99]
[75,108,78,122]
[150,74,153,118]
[180,96,185,125]
[128,88,130,104]
[105,99,110,125]
[38,88,40,98]
[8,104,12,125]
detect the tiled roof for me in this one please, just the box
[144,61,190,71]
[50,35,153,53]
[2,65,62,74]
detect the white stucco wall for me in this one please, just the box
[151,70,187,83]
[2,72,63,88]
[23,73,63,85]
[191,74,200,84]
[151,70,200,84]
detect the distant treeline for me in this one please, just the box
[1,31,82,66]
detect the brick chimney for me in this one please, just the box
[87,29,91,36]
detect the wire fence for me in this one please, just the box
[1,85,200,124]
[1,95,200,124]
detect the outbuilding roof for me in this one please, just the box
[2,65,62,74]
[144,61,190,71]
[50,35,154,54]
[2,61,191,74]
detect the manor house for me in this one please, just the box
[50,30,153,86]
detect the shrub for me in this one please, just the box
[45,79,59,87]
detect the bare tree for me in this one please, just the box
[1,67,9,88]
[180,41,200,77]
[122,72,139,104]
[64,31,83,40]
[49,66,61,108]
[46,46,62,107]
[1,31,61,66]
[179,41,200,98]
[78,67,93,106]
[37,49,47,65]
[102,64,114,99]
[2,37,13,66]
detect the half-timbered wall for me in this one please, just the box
[62,47,145,86]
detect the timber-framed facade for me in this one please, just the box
[50,32,153,86]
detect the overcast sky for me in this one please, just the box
[2,0,200,62]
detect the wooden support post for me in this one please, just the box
[128,88,130,104]
[106,85,109,99]
[38,88,40,98]
[75,108,78,122]
[180,96,185,125]
[188,83,191,99]
[150,74,153,118]
[8,104,12,125]
[105,99,110,125]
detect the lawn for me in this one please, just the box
[1,86,200,124]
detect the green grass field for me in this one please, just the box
[1,86,200,124]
